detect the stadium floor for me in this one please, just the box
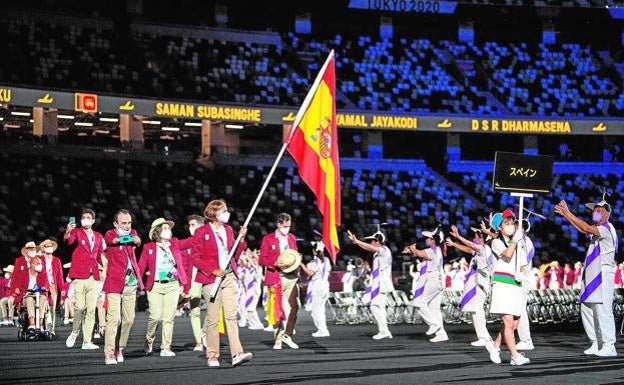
[1,311,623,385]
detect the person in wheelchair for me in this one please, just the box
[12,252,50,339]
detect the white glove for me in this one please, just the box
[514,272,524,283]
[512,229,524,243]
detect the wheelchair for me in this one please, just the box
[17,289,52,341]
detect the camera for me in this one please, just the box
[118,235,134,245]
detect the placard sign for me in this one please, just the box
[493,151,553,193]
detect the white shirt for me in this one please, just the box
[28,273,37,290]
[210,223,229,270]
[374,245,394,293]
[45,255,54,285]
[591,223,618,267]
[491,237,519,275]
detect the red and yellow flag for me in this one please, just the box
[286,51,341,262]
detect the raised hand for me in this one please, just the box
[346,230,357,243]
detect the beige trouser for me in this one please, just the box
[23,295,47,323]
[73,277,98,343]
[49,283,58,331]
[202,273,243,359]
[105,285,137,355]
[189,281,203,344]
[146,281,179,350]
[0,296,15,320]
[278,275,299,337]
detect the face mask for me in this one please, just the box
[217,211,230,224]
[189,226,198,236]
[4,273,9,279]
[115,225,131,236]
[27,250,36,258]
[34,264,43,273]
[592,211,603,223]
[81,218,93,228]
[44,247,54,254]
[279,226,290,236]
[503,225,515,236]
[472,238,480,244]
[160,229,172,240]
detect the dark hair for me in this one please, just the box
[187,214,205,225]
[114,209,131,223]
[81,208,96,219]
[276,213,291,225]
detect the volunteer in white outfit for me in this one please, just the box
[447,225,493,347]
[341,263,355,293]
[489,210,530,366]
[555,197,618,357]
[347,230,394,340]
[305,241,332,337]
[404,226,448,343]
[515,218,535,351]
[241,250,265,330]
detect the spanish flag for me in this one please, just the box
[286,50,341,262]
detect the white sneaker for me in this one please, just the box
[485,341,501,364]
[281,333,299,349]
[471,339,486,347]
[273,342,282,350]
[116,351,124,363]
[193,344,204,352]
[372,331,393,340]
[207,359,220,367]
[311,330,330,338]
[248,325,264,330]
[81,342,100,350]
[105,357,117,365]
[93,332,101,339]
[425,325,440,336]
[63,319,70,325]
[430,333,449,343]
[238,321,247,328]
[160,349,176,357]
[232,352,252,366]
[263,325,275,332]
[595,345,617,357]
[516,341,534,351]
[66,332,78,348]
[584,343,599,355]
[510,353,530,366]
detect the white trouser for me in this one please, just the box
[415,280,445,335]
[517,282,532,343]
[311,286,329,333]
[581,269,616,347]
[370,293,389,333]
[470,288,491,341]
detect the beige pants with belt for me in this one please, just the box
[105,285,137,355]
[72,277,98,343]
[146,281,179,350]
[202,273,243,359]
[0,296,15,320]
[23,295,47,322]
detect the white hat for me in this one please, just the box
[422,227,444,243]
[585,199,611,213]
[364,231,386,244]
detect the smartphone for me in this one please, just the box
[69,216,76,224]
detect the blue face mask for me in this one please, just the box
[592,211,603,223]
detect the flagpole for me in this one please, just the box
[209,49,335,301]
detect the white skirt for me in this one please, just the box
[489,282,523,317]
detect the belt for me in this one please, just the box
[157,279,175,284]
[225,268,233,274]
[492,272,521,287]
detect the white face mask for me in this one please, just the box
[189,226,199,236]
[279,226,290,236]
[44,247,54,254]
[116,226,131,236]
[217,211,230,224]
[503,225,515,236]
[27,250,36,258]
[34,264,43,273]
[160,229,172,241]
[81,218,94,228]
[4,273,9,279]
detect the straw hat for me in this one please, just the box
[3,265,14,274]
[149,218,175,241]
[277,249,302,274]
[39,239,58,253]
[21,241,38,256]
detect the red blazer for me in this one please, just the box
[192,223,246,285]
[258,232,298,286]
[103,229,144,293]
[42,255,64,291]
[138,238,189,292]
[12,259,50,304]
[177,236,194,287]
[0,277,11,298]
[66,228,104,280]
